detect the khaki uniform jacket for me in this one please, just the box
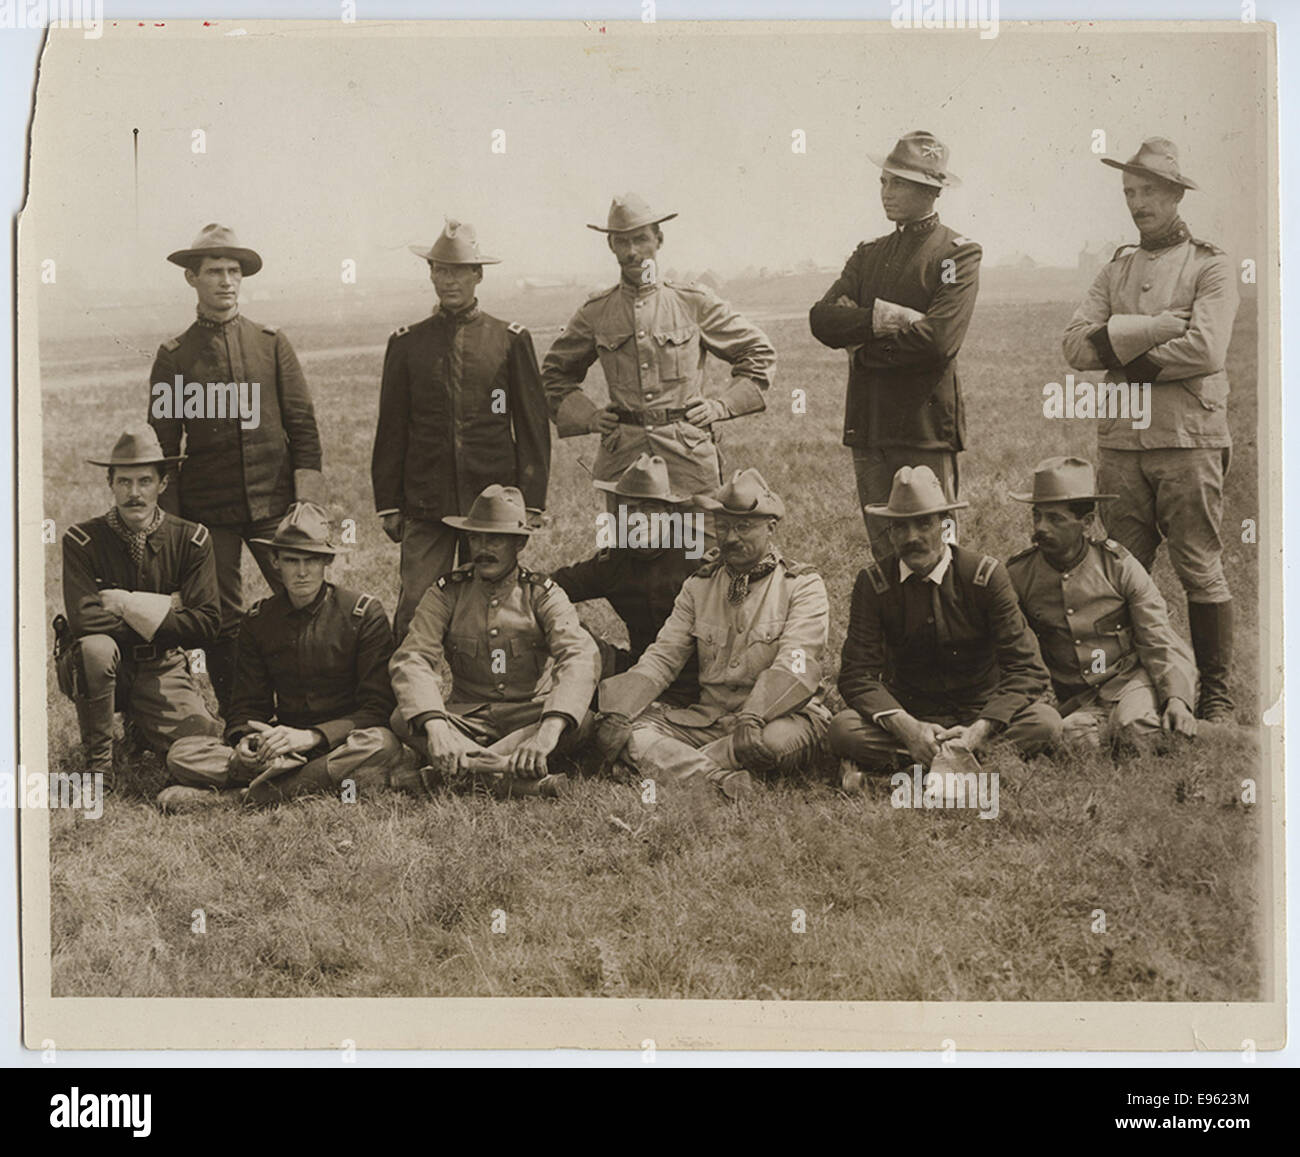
[228,583,397,753]
[599,551,829,727]
[62,512,220,652]
[1061,236,1238,450]
[1006,539,1197,710]
[149,314,322,525]
[390,564,600,733]
[371,305,550,521]
[809,216,982,451]
[542,280,775,490]
[838,545,1050,726]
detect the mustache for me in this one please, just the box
[474,554,499,564]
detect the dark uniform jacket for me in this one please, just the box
[226,583,396,754]
[809,215,981,451]
[552,546,701,705]
[148,314,322,525]
[838,544,1050,726]
[62,512,220,652]
[371,304,550,521]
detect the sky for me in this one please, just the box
[23,19,1271,299]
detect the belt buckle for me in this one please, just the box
[131,643,156,661]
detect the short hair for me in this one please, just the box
[107,463,163,484]
[1066,500,1096,521]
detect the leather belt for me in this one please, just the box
[130,644,178,662]
[612,407,691,426]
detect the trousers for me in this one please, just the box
[394,517,463,641]
[852,446,959,561]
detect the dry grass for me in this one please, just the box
[38,289,1263,999]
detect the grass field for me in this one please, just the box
[38,286,1264,1000]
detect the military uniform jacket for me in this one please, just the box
[1006,539,1196,709]
[389,564,600,731]
[226,583,396,752]
[552,545,701,704]
[542,280,775,481]
[809,215,982,451]
[838,545,1050,726]
[149,314,322,525]
[1061,235,1238,450]
[62,512,220,651]
[371,305,550,521]
[599,551,829,727]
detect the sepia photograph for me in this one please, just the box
[13,14,1282,1052]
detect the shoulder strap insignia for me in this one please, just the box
[1006,544,1038,567]
[392,324,410,339]
[781,556,819,578]
[436,566,474,590]
[65,523,91,547]
[261,324,278,336]
[584,283,618,304]
[692,549,723,578]
[507,321,525,334]
[520,568,554,590]
[973,555,999,587]
[953,235,971,246]
[163,336,182,352]
[595,548,613,563]
[864,562,889,595]
[1111,243,1139,262]
[1101,538,1130,559]
[1191,236,1225,255]
[353,593,374,616]
[247,598,263,617]
[189,523,210,548]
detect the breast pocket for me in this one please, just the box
[1093,607,1133,657]
[654,326,698,382]
[594,331,635,389]
[692,623,726,679]
[508,636,549,687]
[446,634,481,680]
[743,620,784,677]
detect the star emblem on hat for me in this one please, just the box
[920,142,944,158]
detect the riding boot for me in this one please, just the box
[1188,599,1235,722]
[73,690,116,776]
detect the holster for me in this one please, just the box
[52,615,85,700]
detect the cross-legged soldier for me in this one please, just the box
[163,503,412,810]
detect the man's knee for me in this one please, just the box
[762,714,826,770]
[1005,701,1063,755]
[77,634,119,688]
[827,709,897,768]
[166,734,235,787]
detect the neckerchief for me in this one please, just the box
[1139,216,1190,252]
[107,505,163,568]
[726,552,778,605]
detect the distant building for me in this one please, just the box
[1078,240,1124,277]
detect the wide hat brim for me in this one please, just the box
[592,477,689,504]
[408,243,502,265]
[249,537,348,555]
[167,246,263,275]
[1009,490,1119,504]
[692,494,785,520]
[86,453,185,467]
[441,515,534,536]
[1099,157,1199,190]
[863,498,970,518]
[867,154,961,189]
[587,211,678,233]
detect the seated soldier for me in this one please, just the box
[389,484,601,799]
[593,469,830,803]
[163,502,411,809]
[57,428,223,790]
[1006,456,1199,751]
[552,453,701,707]
[829,465,1062,791]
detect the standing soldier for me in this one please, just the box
[148,223,323,714]
[552,454,701,706]
[372,220,550,640]
[389,485,600,799]
[542,193,776,503]
[1005,457,1199,752]
[56,428,223,790]
[1062,138,1239,722]
[163,503,411,810]
[809,132,981,561]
